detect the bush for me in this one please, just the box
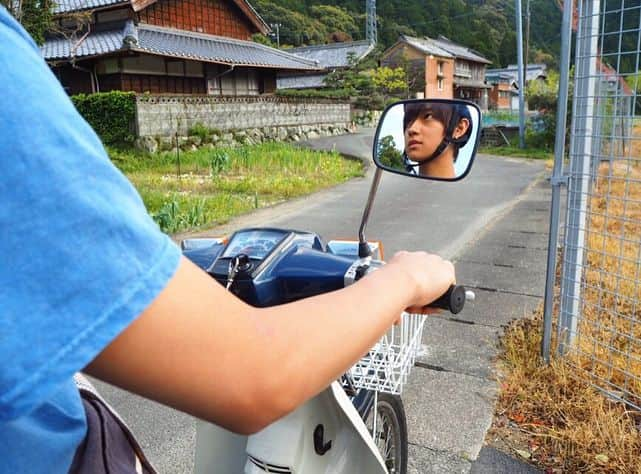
[71,91,136,146]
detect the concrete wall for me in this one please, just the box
[135,95,351,137]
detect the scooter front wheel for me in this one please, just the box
[365,393,408,474]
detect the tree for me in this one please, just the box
[376,134,404,169]
[311,5,360,42]
[372,66,407,99]
[1,0,54,45]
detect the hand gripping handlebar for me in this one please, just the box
[426,285,475,314]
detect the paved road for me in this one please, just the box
[90,130,547,473]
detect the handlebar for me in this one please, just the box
[426,285,474,314]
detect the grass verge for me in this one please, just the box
[479,145,554,161]
[109,142,364,233]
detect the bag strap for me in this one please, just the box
[73,373,158,474]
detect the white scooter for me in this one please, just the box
[183,98,481,474]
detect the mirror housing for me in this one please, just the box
[372,99,481,181]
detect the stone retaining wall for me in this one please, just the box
[136,95,350,136]
[133,95,381,152]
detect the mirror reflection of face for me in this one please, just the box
[404,108,446,163]
[373,100,479,181]
[402,103,470,179]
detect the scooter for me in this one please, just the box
[182,98,482,474]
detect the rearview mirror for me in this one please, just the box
[373,99,481,181]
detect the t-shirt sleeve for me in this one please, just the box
[0,9,181,420]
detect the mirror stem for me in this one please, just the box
[358,167,383,258]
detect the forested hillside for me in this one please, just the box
[252,0,563,68]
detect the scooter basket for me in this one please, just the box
[349,312,427,395]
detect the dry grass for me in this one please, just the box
[490,124,641,472]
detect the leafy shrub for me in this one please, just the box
[188,122,211,141]
[210,150,230,174]
[71,91,136,146]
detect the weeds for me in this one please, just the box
[492,124,641,472]
[110,142,363,233]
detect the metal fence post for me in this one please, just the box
[558,0,600,354]
[541,0,574,363]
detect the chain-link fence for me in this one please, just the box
[546,0,641,410]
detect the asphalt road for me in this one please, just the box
[90,130,547,473]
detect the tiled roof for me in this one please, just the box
[53,0,127,14]
[432,36,491,64]
[399,35,453,59]
[136,25,318,69]
[486,64,547,83]
[42,29,126,59]
[277,73,327,89]
[42,22,320,71]
[285,40,375,69]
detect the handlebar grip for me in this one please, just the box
[426,285,467,314]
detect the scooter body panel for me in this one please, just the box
[194,382,386,474]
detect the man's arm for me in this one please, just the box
[85,253,454,434]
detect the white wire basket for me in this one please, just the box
[348,312,427,395]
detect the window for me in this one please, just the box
[437,61,444,75]
[437,78,444,91]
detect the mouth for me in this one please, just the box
[407,140,421,147]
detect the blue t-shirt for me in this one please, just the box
[0,8,181,473]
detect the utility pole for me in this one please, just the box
[270,23,282,48]
[525,0,531,66]
[515,0,526,148]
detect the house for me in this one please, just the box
[486,63,548,86]
[485,71,518,110]
[380,35,454,100]
[381,35,491,109]
[485,64,547,109]
[42,0,321,95]
[277,40,375,90]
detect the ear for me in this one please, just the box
[452,118,470,139]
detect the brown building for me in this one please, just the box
[42,0,320,95]
[380,35,454,99]
[381,35,491,109]
[486,72,517,110]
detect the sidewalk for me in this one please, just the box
[404,176,551,473]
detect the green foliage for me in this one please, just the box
[210,150,230,174]
[376,135,404,169]
[310,5,359,41]
[254,0,562,67]
[251,33,274,46]
[1,0,54,45]
[71,91,136,146]
[188,122,211,141]
[372,66,407,98]
[525,71,573,150]
[109,142,364,233]
[152,196,208,234]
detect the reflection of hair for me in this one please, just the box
[403,102,453,132]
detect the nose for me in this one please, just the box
[407,120,419,136]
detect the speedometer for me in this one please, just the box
[221,229,289,260]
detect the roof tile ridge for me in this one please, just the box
[136,24,319,67]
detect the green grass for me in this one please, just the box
[108,142,364,233]
[479,145,554,160]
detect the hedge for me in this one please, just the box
[71,91,136,146]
